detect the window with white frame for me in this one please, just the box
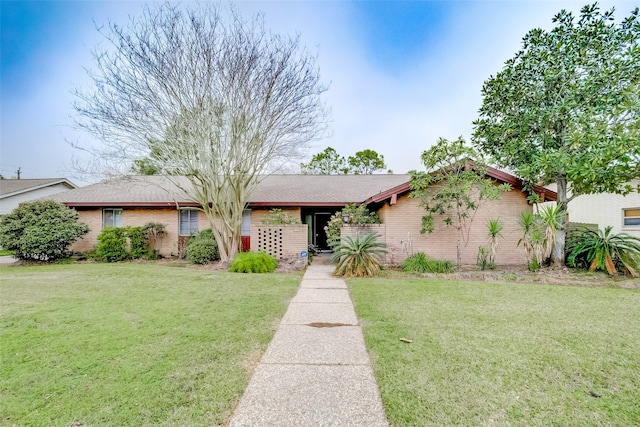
[623,208,640,227]
[103,208,123,228]
[179,209,199,236]
[241,209,251,236]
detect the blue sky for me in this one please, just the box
[1,0,635,183]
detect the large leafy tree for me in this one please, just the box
[473,3,640,265]
[410,137,510,267]
[300,147,387,174]
[348,149,387,174]
[73,3,329,262]
[300,147,349,175]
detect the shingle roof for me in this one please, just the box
[250,174,411,205]
[46,175,412,207]
[0,178,76,198]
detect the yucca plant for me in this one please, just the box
[486,218,504,266]
[537,205,564,261]
[517,211,536,266]
[330,232,388,277]
[567,226,640,277]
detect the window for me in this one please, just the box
[179,209,199,236]
[623,208,640,227]
[103,208,123,228]
[241,209,251,236]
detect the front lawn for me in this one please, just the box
[349,278,640,426]
[0,263,299,426]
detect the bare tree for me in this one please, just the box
[73,3,329,261]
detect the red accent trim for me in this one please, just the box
[64,202,200,208]
[247,201,351,208]
[364,166,557,205]
[241,236,250,252]
[366,182,410,204]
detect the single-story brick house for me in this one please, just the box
[46,171,556,265]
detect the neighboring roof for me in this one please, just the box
[365,165,558,205]
[46,175,412,207]
[0,178,77,199]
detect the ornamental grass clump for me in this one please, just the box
[401,252,455,274]
[229,251,278,273]
[330,232,387,277]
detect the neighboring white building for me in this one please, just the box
[0,179,77,217]
[543,180,640,237]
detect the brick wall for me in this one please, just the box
[71,207,210,258]
[71,208,102,253]
[377,190,530,266]
[251,224,308,260]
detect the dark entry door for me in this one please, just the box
[313,213,332,251]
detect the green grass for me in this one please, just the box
[349,278,640,426]
[0,263,300,426]
[0,250,14,256]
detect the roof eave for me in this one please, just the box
[248,201,355,208]
[64,201,200,208]
[0,179,77,199]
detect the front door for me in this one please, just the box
[313,213,332,251]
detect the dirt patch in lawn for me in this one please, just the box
[400,265,640,290]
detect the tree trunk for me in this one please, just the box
[552,175,568,266]
[456,231,462,268]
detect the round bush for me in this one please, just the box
[186,229,219,264]
[187,239,219,264]
[0,200,89,261]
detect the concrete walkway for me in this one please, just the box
[228,259,388,426]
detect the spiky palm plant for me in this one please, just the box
[537,205,564,260]
[486,218,504,266]
[330,232,388,277]
[517,211,536,265]
[568,226,640,277]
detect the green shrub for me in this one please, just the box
[229,251,278,273]
[187,240,219,264]
[127,226,148,259]
[330,232,387,277]
[0,200,89,261]
[401,252,455,274]
[186,229,219,264]
[96,227,129,262]
[261,208,302,225]
[325,203,381,246]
